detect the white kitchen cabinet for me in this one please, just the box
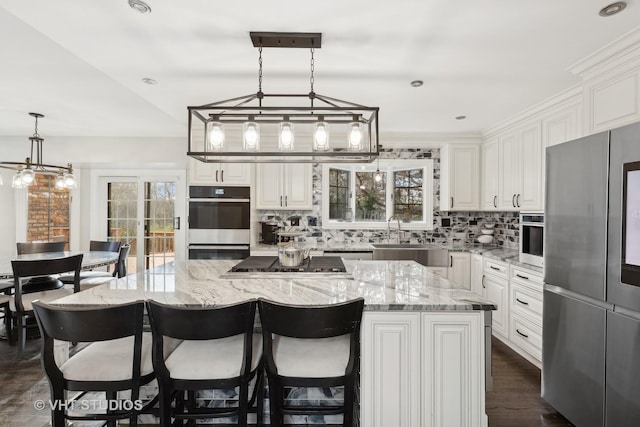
[255,163,313,210]
[188,158,251,185]
[508,265,543,367]
[448,251,470,290]
[480,139,499,210]
[497,123,543,211]
[439,144,480,211]
[422,312,485,427]
[362,312,421,427]
[470,254,483,295]
[362,311,487,427]
[482,259,509,339]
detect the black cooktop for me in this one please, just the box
[230,256,347,273]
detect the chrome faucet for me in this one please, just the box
[387,216,401,244]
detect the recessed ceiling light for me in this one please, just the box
[410,80,423,87]
[455,115,467,120]
[141,77,157,85]
[599,1,626,16]
[128,0,151,14]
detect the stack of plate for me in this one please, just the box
[477,223,495,244]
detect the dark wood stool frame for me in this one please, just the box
[146,299,264,426]
[257,297,365,427]
[16,241,66,254]
[32,300,156,427]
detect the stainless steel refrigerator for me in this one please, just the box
[543,121,640,427]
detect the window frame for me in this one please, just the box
[321,159,434,230]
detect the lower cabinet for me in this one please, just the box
[470,254,483,295]
[361,311,486,427]
[482,259,509,340]
[448,252,471,289]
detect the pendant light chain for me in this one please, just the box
[258,45,263,94]
[33,115,40,137]
[310,47,315,94]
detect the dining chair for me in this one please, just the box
[10,254,83,358]
[58,240,121,285]
[258,298,364,427]
[16,241,65,255]
[146,299,263,426]
[32,300,156,427]
[76,244,131,289]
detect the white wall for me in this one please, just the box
[0,136,186,255]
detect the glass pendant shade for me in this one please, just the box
[348,122,363,150]
[63,172,76,188]
[313,122,330,151]
[12,173,26,189]
[243,122,260,151]
[206,121,225,151]
[279,122,294,151]
[55,174,65,189]
[21,168,35,185]
[374,169,382,182]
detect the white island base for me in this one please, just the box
[362,311,487,427]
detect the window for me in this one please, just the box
[322,159,433,229]
[27,174,70,248]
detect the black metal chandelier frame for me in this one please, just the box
[187,32,380,163]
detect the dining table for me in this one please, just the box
[0,251,120,280]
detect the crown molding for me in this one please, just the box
[481,85,583,139]
[568,26,640,80]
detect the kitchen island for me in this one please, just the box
[53,259,495,427]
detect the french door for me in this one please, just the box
[99,175,185,276]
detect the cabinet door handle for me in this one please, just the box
[493,195,497,208]
[490,265,500,271]
[450,255,453,267]
[451,197,454,209]
[482,275,486,288]
[215,170,219,182]
[221,170,224,182]
[285,195,288,207]
[516,329,529,338]
[512,194,516,208]
[280,196,283,207]
[516,273,529,280]
[516,298,529,306]
[516,193,521,207]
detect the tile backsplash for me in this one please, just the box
[257,147,519,249]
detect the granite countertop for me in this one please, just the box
[52,259,496,312]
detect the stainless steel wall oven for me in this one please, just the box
[520,212,544,268]
[188,186,250,260]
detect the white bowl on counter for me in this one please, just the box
[476,235,493,244]
[483,223,496,228]
[481,229,494,235]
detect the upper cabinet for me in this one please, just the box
[188,158,252,186]
[439,144,480,211]
[481,138,499,210]
[256,163,313,210]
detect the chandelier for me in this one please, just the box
[0,113,76,189]
[187,32,379,163]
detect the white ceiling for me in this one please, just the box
[0,0,639,140]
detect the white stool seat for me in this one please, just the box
[273,334,350,378]
[60,333,153,382]
[166,334,262,380]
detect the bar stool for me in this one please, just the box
[16,241,65,254]
[32,300,156,427]
[61,244,131,290]
[257,298,365,427]
[146,299,263,426]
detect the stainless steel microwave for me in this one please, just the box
[519,212,543,268]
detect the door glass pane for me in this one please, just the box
[394,169,423,221]
[107,182,137,275]
[355,171,386,221]
[144,182,176,274]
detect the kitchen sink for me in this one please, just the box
[372,243,449,267]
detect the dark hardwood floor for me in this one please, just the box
[486,337,574,427]
[0,325,574,426]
